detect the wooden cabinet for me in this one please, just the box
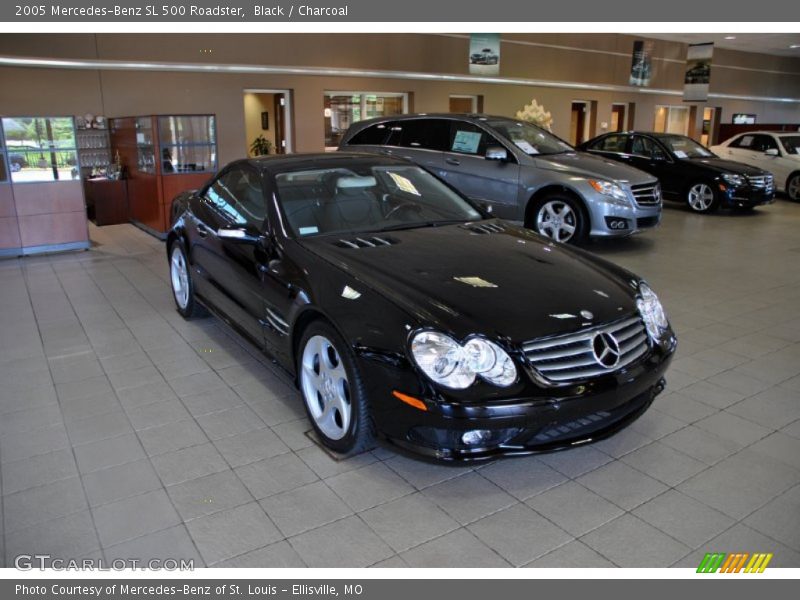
[85,178,128,226]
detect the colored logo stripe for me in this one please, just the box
[697,553,726,573]
[745,553,773,573]
[696,552,773,573]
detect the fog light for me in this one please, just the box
[604,217,629,230]
[461,429,492,446]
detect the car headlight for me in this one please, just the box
[588,179,629,203]
[410,331,517,389]
[636,282,669,342]
[721,173,745,186]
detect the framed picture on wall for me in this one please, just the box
[261,112,269,130]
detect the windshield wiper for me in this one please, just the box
[376,219,470,232]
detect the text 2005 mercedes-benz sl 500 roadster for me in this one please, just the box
[167,152,676,461]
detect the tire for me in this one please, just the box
[10,162,21,173]
[686,182,719,213]
[168,240,201,318]
[787,173,800,202]
[297,320,375,456]
[529,193,588,244]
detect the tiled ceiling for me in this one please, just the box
[638,33,800,57]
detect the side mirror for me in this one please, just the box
[765,148,779,157]
[217,227,262,244]
[485,146,508,161]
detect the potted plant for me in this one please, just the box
[250,135,273,157]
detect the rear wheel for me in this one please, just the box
[787,173,800,201]
[298,321,374,456]
[169,241,201,318]
[530,194,588,244]
[686,182,719,213]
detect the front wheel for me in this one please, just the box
[530,195,588,244]
[686,182,719,213]
[298,321,374,456]
[787,173,800,201]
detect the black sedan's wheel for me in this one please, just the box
[530,194,587,244]
[787,173,800,201]
[169,241,200,318]
[686,182,719,213]
[298,320,374,456]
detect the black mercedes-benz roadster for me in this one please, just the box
[167,153,676,461]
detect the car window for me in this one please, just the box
[730,135,755,149]
[447,122,501,156]
[346,122,393,146]
[752,135,779,153]
[779,136,800,155]
[658,135,714,159]
[485,119,573,156]
[631,136,654,157]
[392,119,450,151]
[204,166,266,230]
[594,135,628,153]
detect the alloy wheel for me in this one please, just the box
[687,183,715,212]
[170,246,190,310]
[788,175,800,201]
[300,334,352,441]
[536,200,577,242]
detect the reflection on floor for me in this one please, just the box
[1,200,800,568]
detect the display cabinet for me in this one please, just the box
[110,114,216,236]
[76,127,112,177]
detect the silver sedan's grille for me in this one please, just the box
[522,315,649,384]
[630,182,661,206]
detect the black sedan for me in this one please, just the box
[579,132,775,213]
[167,153,676,461]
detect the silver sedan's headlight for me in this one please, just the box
[588,179,629,204]
[410,331,517,390]
[637,282,669,341]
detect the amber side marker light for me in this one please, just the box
[392,390,428,411]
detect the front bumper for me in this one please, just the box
[361,335,676,462]
[584,192,662,238]
[720,182,775,207]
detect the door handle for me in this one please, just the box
[445,158,461,166]
[196,223,209,237]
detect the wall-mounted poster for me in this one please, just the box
[684,42,713,102]
[732,113,756,125]
[629,40,654,87]
[469,33,500,75]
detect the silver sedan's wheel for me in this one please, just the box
[300,335,352,441]
[170,246,190,310]
[536,200,577,242]
[788,174,800,201]
[687,183,716,212]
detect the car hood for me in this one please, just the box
[684,156,770,176]
[532,151,655,185]
[300,221,642,343]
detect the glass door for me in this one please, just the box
[654,105,690,135]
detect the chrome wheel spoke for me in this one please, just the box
[300,334,352,441]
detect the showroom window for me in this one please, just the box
[1,117,78,183]
[158,115,217,174]
[324,92,408,149]
[653,105,690,135]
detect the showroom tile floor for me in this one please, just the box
[2,199,800,569]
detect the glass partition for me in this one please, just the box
[0,119,7,182]
[1,117,78,183]
[136,117,156,174]
[157,115,217,174]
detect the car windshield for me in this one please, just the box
[779,136,800,155]
[485,119,574,155]
[659,135,715,159]
[275,164,483,238]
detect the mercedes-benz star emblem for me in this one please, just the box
[592,332,621,368]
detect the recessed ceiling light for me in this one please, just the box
[724,36,736,40]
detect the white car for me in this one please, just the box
[711,131,800,201]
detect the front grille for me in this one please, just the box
[522,315,649,384]
[630,182,661,206]
[746,175,774,191]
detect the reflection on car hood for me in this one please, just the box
[300,221,641,342]
[532,151,655,185]
[686,157,771,176]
